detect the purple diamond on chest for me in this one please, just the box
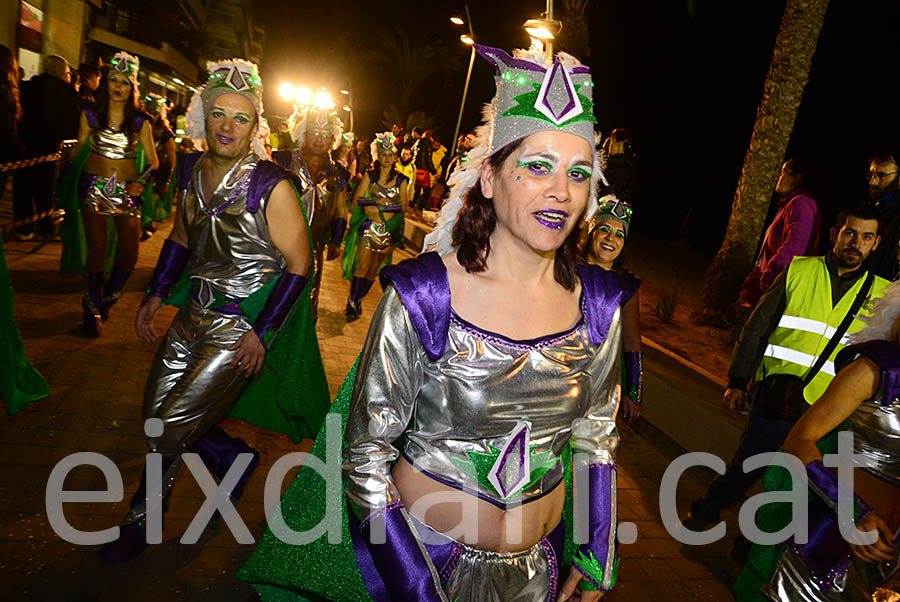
[488,421,532,499]
[534,58,583,125]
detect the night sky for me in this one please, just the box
[257,0,900,251]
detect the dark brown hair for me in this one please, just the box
[452,138,581,291]
[92,67,141,137]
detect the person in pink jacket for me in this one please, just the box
[740,156,826,308]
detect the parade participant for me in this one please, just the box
[58,51,159,336]
[140,94,177,240]
[334,131,357,177]
[241,42,622,602]
[97,58,330,563]
[736,284,900,601]
[583,195,643,424]
[341,132,408,320]
[272,105,350,320]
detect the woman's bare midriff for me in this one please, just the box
[362,204,383,222]
[392,455,564,553]
[84,154,138,181]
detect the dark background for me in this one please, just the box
[256,0,900,252]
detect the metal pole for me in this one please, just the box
[449,46,475,161]
[546,0,554,59]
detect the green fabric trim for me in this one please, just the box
[0,238,50,414]
[500,83,598,127]
[450,445,558,500]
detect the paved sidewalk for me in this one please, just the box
[1,219,742,601]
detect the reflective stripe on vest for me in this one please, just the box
[755,256,888,404]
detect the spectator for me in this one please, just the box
[680,205,889,560]
[271,119,293,151]
[394,145,415,201]
[600,128,637,204]
[429,133,447,208]
[67,67,80,96]
[77,62,101,106]
[0,45,21,200]
[739,156,826,307]
[13,54,80,240]
[411,127,435,210]
[444,131,474,184]
[865,146,900,279]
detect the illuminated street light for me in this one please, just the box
[460,34,474,45]
[279,82,295,101]
[342,104,352,112]
[523,18,561,40]
[339,89,350,95]
[450,4,477,160]
[296,86,313,106]
[313,90,334,109]
[172,77,184,86]
[450,16,464,25]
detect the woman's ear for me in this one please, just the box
[480,161,495,199]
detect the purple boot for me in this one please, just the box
[82,272,104,337]
[101,267,131,321]
[189,426,260,503]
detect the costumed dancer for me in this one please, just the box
[140,94,177,240]
[59,51,159,336]
[582,196,643,424]
[272,105,350,320]
[341,132,408,320]
[240,42,624,602]
[734,282,900,601]
[97,58,330,563]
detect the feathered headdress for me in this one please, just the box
[184,58,267,157]
[370,132,397,159]
[288,106,343,150]
[849,280,900,345]
[110,51,140,92]
[423,42,607,255]
[588,195,633,237]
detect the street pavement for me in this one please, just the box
[1,217,742,601]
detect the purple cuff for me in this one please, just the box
[793,461,873,593]
[358,503,444,602]
[624,351,643,405]
[574,463,617,591]
[358,219,373,234]
[357,198,375,206]
[147,239,190,299]
[380,204,403,213]
[135,165,156,187]
[330,218,347,246]
[252,271,309,347]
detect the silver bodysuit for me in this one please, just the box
[765,353,900,602]
[343,286,621,514]
[90,126,138,160]
[143,152,285,457]
[360,178,403,252]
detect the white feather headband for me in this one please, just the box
[288,106,344,150]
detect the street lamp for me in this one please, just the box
[313,90,334,109]
[279,82,296,101]
[523,0,561,58]
[296,86,312,106]
[449,4,476,160]
[340,88,353,131]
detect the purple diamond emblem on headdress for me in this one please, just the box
[534,57,583,126]
[487,421,531,499]
[228,67,248,91]
[315,110,328,128]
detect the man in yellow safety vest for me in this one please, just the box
[681,204,888,558]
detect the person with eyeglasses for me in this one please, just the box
[865,146,900,280]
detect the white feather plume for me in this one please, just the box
[849,280,900,344]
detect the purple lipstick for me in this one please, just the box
[217,135,234,145]
[533,209,568,230]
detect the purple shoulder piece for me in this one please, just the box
[84,104,99,129]
[379,252,451,361]
[159,128,175,144]
[271,150,292,171]
[336,163,351,190]
[835,340,900,405]
[176,152,203,191]
[133,110,151,132]
[577,263,627,346]
[396,173,409,188]
[619,269,642,304]
[247,161,304,214]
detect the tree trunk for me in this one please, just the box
[698,0,829,324]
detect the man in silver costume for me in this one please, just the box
[272,105,350,320]
[97,59,314,563]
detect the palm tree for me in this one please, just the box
[364,27,444,120]
[697,0,830,323]
[557,0,592,59]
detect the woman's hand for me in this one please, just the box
[558,568,604,601]
[135,295,163,342]
[621,396,641,424]
[125,181,145,197]
[229,330,266,376]
[850,513,895,564]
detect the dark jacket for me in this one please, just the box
[727,252,870,390]
[868,190,900,280]
[18,73,80,155]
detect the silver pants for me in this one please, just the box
[411,514,561,602]
[143,302,252,455]
[80,173,141,218]
[361,221,392,251]
[764,543,899,602]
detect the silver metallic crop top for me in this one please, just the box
[342,281,622,516]
[179,152,285,301]
[90,127,139,160]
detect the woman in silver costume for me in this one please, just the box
[341,132,409,319]
[758,281,900,601]
[71,51,158,336]
[582,195,643,425]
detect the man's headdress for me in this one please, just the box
[424,42,607,255]
[288,106,343,150]
[109,51,139,91]
[184,58,267,157]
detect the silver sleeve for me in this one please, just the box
[342,285,425,518]
[570,311,622,467]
